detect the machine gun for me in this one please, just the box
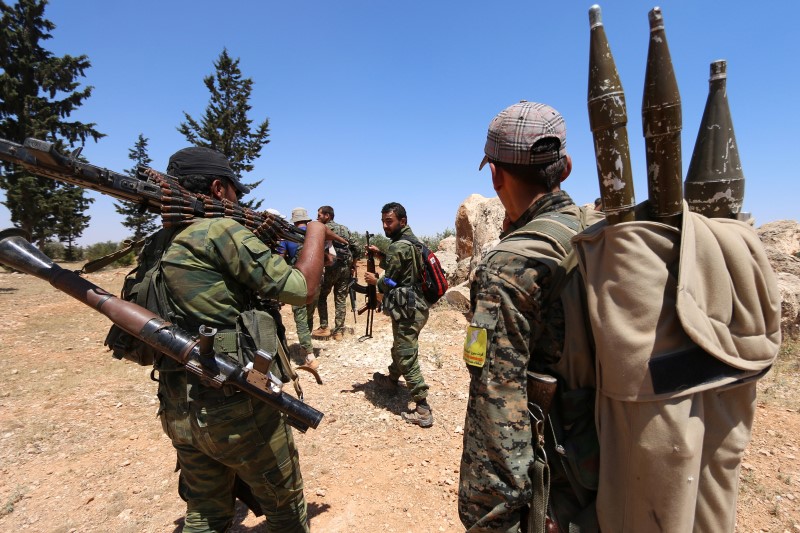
[0,137,349,254]
[0,228,323,432]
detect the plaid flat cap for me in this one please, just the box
[480,101,567,169]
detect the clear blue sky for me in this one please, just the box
[1,0,796,244]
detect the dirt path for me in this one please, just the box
[0,264,798,532]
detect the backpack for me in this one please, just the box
[327,222,359,267]
[103,227,179,366]
[400,235,449,305]
[493,206,604,531]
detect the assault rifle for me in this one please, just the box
[0,137,348,253]
[0,228,323,432]
[348,277,358,324]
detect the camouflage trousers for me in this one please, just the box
[292,303,314,354]
[157,371,308,533]
[385,307,430,403]
[313,262,349,333]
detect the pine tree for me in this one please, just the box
[114,134,158,240]
[177,48,269,210]
[53,183,92,260]
[0,0,104,248]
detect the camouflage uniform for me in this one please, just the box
[375,225,430,403]
[156,218,309,533]
[292,303,314,354]
[313,220,354,335]
[286,236,314,354]
[459,191,578,532]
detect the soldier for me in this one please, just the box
[285,207,318,368]
[365,202,434,428]
[458,101,591,530]
[310,205,356,341]
[154,147,338,532]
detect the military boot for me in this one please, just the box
[372,372,399,391]
[402,402,433,428]
[312,326,330,337]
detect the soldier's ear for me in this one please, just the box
[490,161,505,192]
[560,154,572,182]
[210,178,228,201]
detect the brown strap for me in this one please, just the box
[79,237,145,274]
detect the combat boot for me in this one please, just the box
[331,330,344,341]
[372,372,399,391]
[311,326,330,337]
[402,402,433,428]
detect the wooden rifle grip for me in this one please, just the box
[526,371,558,419]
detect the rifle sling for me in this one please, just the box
[80,237,146,274]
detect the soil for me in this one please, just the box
[0,261,798,532]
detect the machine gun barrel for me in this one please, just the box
[0,137,339,251]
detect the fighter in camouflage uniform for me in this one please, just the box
[310,205,355,341]
[365,202,433,427]
[153,147,336,533]
[459,102,581,531]
[285,208,316,367]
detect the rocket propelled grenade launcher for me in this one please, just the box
[0,137,349,253]
[587,4,636,225]
[0,228,323,433]
[642,7,683,227]
[685,60,747,219]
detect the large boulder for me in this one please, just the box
[454,193,504,266]
[758,220,800,339]
[444,281,471,313]
[758,220,800,256]
[434,248,459,286]
[776,272,800,340]
[437,235,456,255]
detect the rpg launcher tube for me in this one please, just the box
[587,4,636,224]
[642,7,683,227]
[685,60,746,219]
[0,228,323,433]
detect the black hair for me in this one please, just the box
[492,138,566,190]
[178,174,242,200]
[178,174,216,195]
[318,205,335,219]
[381,202,407,221]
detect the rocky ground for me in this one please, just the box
[0,262,798,532]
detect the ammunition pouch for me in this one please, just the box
[106,324,159,366]
[235,309,286,382]
[382,286,416,321]
[104,227,180,366]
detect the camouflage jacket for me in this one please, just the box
[459,191,577,532]
[160,218,307,331]
[376,225,427,313]
[325,220,355,271]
